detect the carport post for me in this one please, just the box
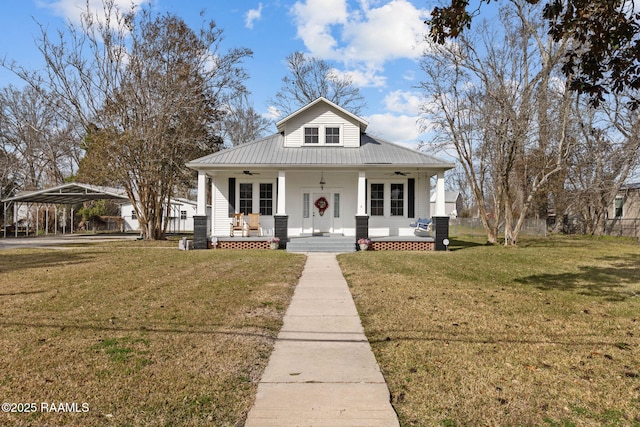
[3,201,6,238]
[54,206,58,235]
[45,204,49,235]
[71,207,74,233]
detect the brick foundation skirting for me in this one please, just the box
[214,241,270,250]
[211,240,434,251]
[370,241,434,251]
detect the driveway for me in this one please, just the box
[0,234,138,250]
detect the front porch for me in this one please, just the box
[208,234,436,252]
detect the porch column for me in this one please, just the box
[275,171,288,248]
[435,171,446,216]
[193,170,208,249]
[433,170,449,251]
[357,171,366,215]
[210,175,216,236]
[196,170,207,216]
[425,173,432,219]
[277,171,286,215]
[355,171,369,249]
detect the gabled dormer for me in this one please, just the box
[275,97,369,148]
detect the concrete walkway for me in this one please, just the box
[245,252,400,427]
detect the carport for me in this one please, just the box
[1,183,130,238]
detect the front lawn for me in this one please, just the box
[339,236,640,427]
[0,244,306,426]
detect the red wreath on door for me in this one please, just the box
[314,197,329,216]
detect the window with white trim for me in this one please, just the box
[370,184,384,216]
[325,127,340,144]
[260,183,273,215]
[304,127,319,144]
[239,183,253,215]
[614,197,623,218]
[391,183,404,216]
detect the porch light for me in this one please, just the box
[319,171,326,190]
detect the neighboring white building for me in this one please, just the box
[186,97,455,244]
[430,191,462,218]
[121,198,200,233]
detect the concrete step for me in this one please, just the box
[286,237,356,253]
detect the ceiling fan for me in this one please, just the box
[386,171,410,176]
[236,170,260,176]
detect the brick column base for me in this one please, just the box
[274,215,288,249]
[356,215,369,251]
[432,216,449,251]
[193,215,209,250]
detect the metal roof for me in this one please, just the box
[186,133,455,170]
[2,183,130,205]
[621,182,640,191]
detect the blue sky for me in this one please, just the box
[0,0,436,147]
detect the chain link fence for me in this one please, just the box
[604,219,640,239]
[450,217,640,240]
[449,217,548,238]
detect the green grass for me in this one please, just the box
[0,243,306,426]
[338,235,640,427]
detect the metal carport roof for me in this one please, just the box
[1,183,130,205]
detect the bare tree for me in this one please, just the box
[564,94,640,234]
[421,0,573,245]
[221,94,273,145]
[0,86,79,191]
[270,52,365,116]
[4,0,251,240]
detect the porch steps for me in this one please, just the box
[286,236,356,253]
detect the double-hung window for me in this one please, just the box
[260,183,273,215]
[239,183,253,215]
[304,127,319,144]
[325,127,340,144]
[614,197,624,218]
[370,184,384,216]
[390,184,404,216]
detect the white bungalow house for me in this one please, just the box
[186,97,455,250]
[120,198,201,233]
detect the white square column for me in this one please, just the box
[277,171,286,215]
[357,171,367,215]
[435,171,446,216]
[197,171,207,216]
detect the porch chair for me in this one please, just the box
[230,213,245,237]
[246,213,262,237]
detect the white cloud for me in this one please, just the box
[383,90,422,115]
[291,0,349,58]
[245,3,263,29]
[264,105,282,120]
[340,0,428,64]
[365,113,423,144]
[37,0,146,25]
[292,0,428,65]
[331,66,386,88]
[291,0,429,92]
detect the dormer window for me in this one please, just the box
[326,127,340,144]
[304,127,319,144]
[303,125,343,145]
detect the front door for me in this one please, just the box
[312,192,331,234]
